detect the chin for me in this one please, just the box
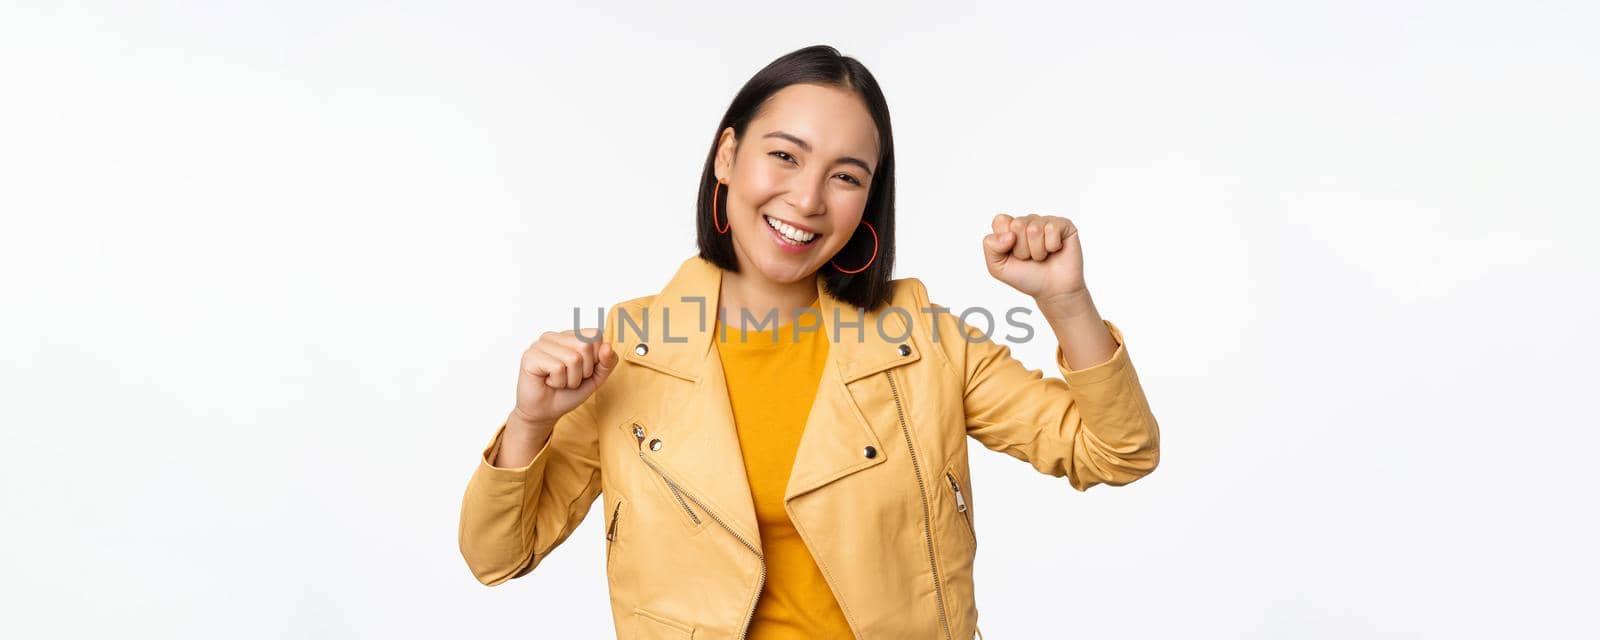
[752,255,819,283]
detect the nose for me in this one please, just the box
[786,170,827,217]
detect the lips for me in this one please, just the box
[763,214,820,245]
[765,214,820,235]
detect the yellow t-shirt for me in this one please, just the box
[714,297,853,639]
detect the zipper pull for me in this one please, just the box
[947,472,967,513]
[632,423,646,449]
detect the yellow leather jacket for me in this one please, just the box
[459,255,1161,639]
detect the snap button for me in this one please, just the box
[863,445,877,459]
[897,343,911,356]
[634,343,649,356]
[649,438,662,451]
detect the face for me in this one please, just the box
[714,83,880,284]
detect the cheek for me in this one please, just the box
[735,164,786,203]
[827,190,870,226]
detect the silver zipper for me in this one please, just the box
[946,472,967,514]
[887,369,953,640]
[946,471,974,542]
[633,422,766,640]
[634,423,700,525]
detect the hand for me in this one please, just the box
[512,328,619,429]
[981,213,1087,301]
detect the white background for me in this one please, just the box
[3,1,1597,638]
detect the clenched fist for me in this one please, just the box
[981,213,1087,301]
[512,328,619,429]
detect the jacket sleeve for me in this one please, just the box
[915,278,1161,491]
[457,381,605,586]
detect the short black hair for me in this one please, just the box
[695,44,897,311]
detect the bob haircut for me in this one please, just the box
[695,44,897,311]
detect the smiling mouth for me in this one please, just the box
[764,214,821,245]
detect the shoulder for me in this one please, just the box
[885,276,967,370]
[887,276,932,308]
[870,277,951,326]
[612,293,657,312]
[888,277,958,324]
[599,293,657,334]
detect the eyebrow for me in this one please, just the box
[762,130,874,176]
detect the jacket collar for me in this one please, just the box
[615,254,921,545]
[618,254,919,383]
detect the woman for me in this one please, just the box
[458,45,1160,640]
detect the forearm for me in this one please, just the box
[493,412,555,469]
[1034,287,1117,371]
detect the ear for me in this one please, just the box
[713,126,737,182]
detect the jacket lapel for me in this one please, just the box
[617,255,921,545]
[785,274,920,501]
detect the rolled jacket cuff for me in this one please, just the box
[1056,318,1132,388]
[477,420,555,482]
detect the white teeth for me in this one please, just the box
[765,215,817,244]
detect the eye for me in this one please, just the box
[835,173,863,187]
[769,150,797,164]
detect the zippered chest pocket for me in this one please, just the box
[620,420,707,534]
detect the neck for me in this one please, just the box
[720,267,819,329]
